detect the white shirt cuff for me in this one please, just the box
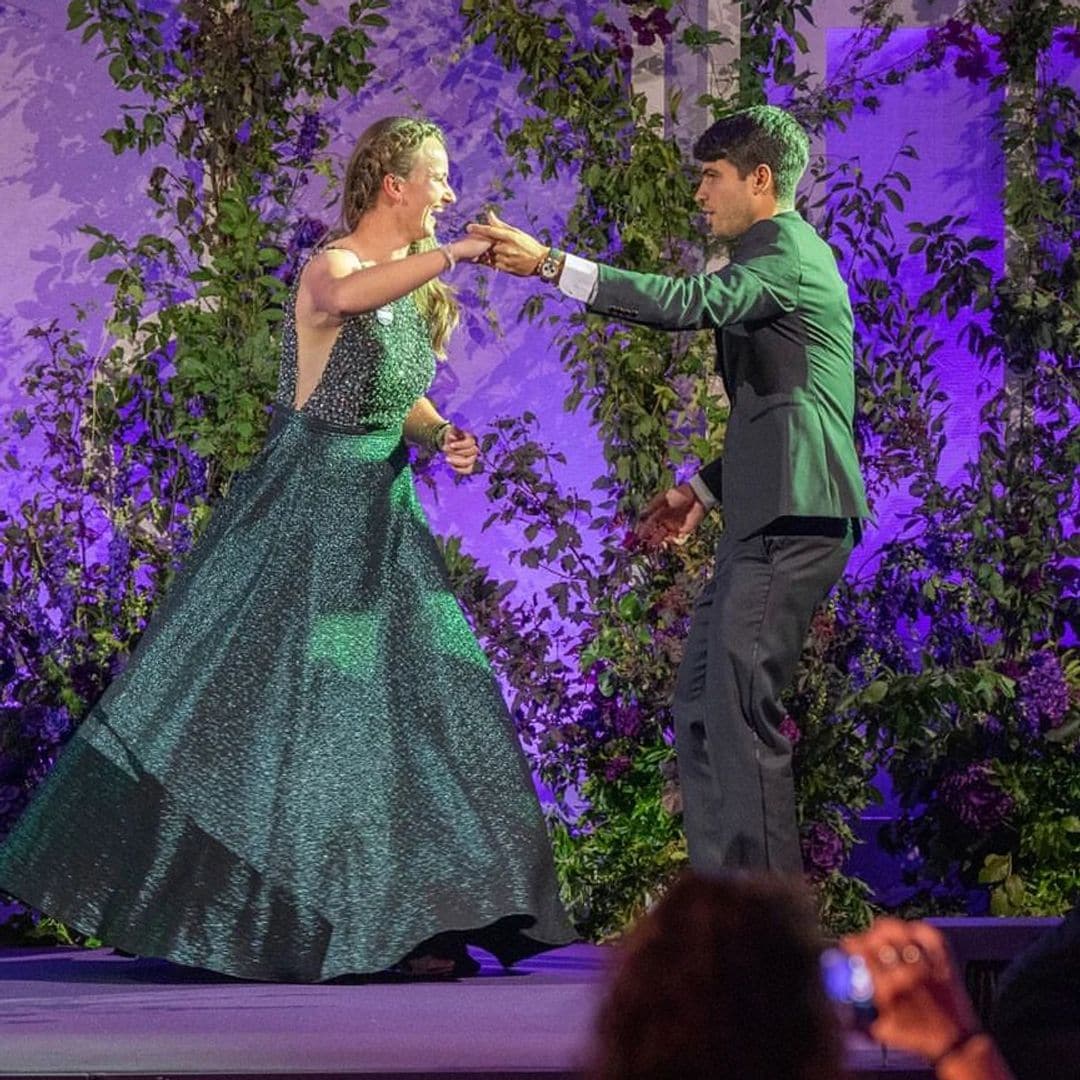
[688,473,719,512]
[558,252,599,303]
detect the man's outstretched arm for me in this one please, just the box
[468,212,795,331]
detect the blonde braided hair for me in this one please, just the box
[329,116,459,357]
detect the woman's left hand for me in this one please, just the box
[442,426,480,475]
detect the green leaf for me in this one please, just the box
[66,0,91,30]
[861,680,889,706]
[978,852,1012,885]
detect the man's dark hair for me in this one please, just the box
[693,105,810,205]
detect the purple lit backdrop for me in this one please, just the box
[0,2,1004,586]
[826,25,1005,552]
[6,3,1079,923]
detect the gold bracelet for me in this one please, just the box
[428,420,452,450]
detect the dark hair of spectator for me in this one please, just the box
[586,872,843,1080]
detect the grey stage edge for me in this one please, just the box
[3,921,1059,1079]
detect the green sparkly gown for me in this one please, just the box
[0,276,575,981]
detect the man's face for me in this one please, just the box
[694,158,763,241]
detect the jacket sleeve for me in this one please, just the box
[587,222,800,331]
[695,457,724,503]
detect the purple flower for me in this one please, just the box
[603,754,632,782]
[629,16,656,46]
[236,119,253,145]
[580,706,612,744]
[630,9,674,46]
[1018,651,1071,731]
[291,216,326,253]
[106,533,131,603]
[939,761,1014,832]
[613,702,643,739]
[137,254,164,285]
[54,581,78,622]
[20,706,71,746]
[601,22,634,63]
[801,822,845,880]
[779,714,802,746]
[294,112,321,164]
[171,521,194,561]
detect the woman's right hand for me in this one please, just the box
[448,236,493,264]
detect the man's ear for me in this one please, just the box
[753,163,774,196]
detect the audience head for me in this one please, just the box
[587,871,842,1080]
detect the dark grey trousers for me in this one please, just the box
[673,522,855,874]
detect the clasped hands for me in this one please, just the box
[449,212,544,272]
[465,211,551,275]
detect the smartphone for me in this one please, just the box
[820,948,876,1026]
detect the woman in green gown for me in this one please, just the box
[0,117,575,981]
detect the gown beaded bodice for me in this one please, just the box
[276,271,436,430]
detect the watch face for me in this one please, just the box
[540,255,559,280]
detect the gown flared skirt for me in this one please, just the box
[0,411,575,980]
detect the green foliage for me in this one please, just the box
[0,910,100,948]
[66,0,388,494]
[5,0,1077,949]
[550,745,688,937]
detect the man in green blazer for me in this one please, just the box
[471,105,869,875]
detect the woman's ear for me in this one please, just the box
[382,173,404,203]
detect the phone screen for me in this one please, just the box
[820,948,876,1026]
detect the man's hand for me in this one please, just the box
[635,484,707,548]
[442,426,480,475]
[466,211,547,276]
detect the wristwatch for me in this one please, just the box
[536,247,565,284]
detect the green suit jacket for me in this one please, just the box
[588,210,869,539]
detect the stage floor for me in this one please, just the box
[0,944,931,1079]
